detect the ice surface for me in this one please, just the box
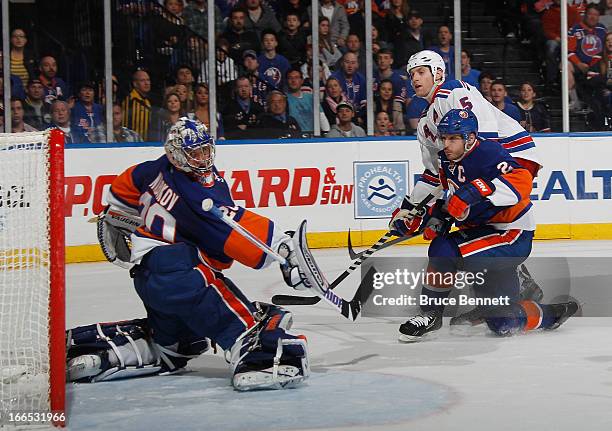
[65,241,612,431]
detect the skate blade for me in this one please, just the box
[398,331,438,343]
[233,365,305,391]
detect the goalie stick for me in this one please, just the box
[201,199,362,321]
[271,187,442,307]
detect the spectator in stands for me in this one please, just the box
[122,69,153,141]
[405,96,428,133]
[244,0,282,36]
[331,52,367,119]
[38,56,70,104]
[371,24,391,52]
[384,0,412,47]
[326,101,366,137]
[258,90,301,137]
[392,10,429,69]
[175,64,196,87]
[48,100,88,143]
[461,49,481,89]
[321,76,349,125]
[153,92,182,141]
[337,33,367,75]
[374,49,411,107]
[171,83,192,113]
[182,0,223,38]
[319,17,343,70]
[279,0,310,28]
[258,30,291,90]
[200,39,239,89]
[164,0,184,18]
[601,0,612,31]
[9,29,36,88]
[347,0,385,43]
[568,4,607,110]
[189,83,225,139]
[286,68,330,133]
[310,0,350,47]
[0,58,26,100]
[374,111,396,136]
[10,98,37,132]
[542,0,581,87]
[222,76,264,136]
[243,50,273,108]
[374,79,406,134]
[302,41,332,87]
[516,82,552,132]
[490,81,522,121]
[223,8,261,63]
[23,79,51,130]
[478,71,495,102]
[279,13,308,67]
[586,31,612,129]
[91,103,143,143]
[429,25,455,80]
[71,82,105,143]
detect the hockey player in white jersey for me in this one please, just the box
[405,50,541,206]
[390,50,545,336]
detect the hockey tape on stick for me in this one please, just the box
[201,199,360,320]
[272,186,443,307]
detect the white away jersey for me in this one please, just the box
[411,79,541,203]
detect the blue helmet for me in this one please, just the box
[165,117,215,175]
[437,109,478,142]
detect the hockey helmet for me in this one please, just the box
[164,117,215,175]
[437,109,479,143]
[406,50,446,83]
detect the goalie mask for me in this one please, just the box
[165,117,216,178]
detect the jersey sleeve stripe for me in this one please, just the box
[490,177,522,206]
[109,165,140,208]
[224,209,273,269]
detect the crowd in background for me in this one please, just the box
[1,0,611,142]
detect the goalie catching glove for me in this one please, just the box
[277,220,329,297]
[96,206,143,269]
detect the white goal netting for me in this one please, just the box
[0,132,53,416]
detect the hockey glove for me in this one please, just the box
[447,178,495,221]
[388,196,427,237]
[422,200,453,241]
[97,206,143,269]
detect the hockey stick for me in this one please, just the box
[201,199,361,321]
[347,229,413,260]
[271,187,442,307]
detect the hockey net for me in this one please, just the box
[0,130,65,426]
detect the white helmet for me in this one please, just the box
[406,50,446,83]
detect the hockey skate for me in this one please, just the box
[398,310,443,342]
[449,306,488,336]
[518,264,544,302]
[546,301,579,330]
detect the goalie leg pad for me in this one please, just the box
[66,319,209,382]
[229,306,309,391]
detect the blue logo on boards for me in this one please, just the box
[354,161,409,219]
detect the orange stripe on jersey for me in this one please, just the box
[224,209,271,269]
[520,300,543,331]
[195,263,256,329]
[110,165,140,208]
[513,158,540,178]
[489,199,531,224]
[459,229,522,257]
[501,168,533,200]
[135,226,168,243]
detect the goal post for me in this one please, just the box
[0,129,66,426]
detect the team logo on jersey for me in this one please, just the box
[354,161,409,219]
[264,67,282,86]
[459,110,469,119]
[581,34,603,57]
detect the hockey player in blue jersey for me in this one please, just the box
[65,118,330,391]
[389,109,578,342]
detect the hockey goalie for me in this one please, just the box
[66,118,330,391]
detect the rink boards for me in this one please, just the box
[63,134,612,262]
